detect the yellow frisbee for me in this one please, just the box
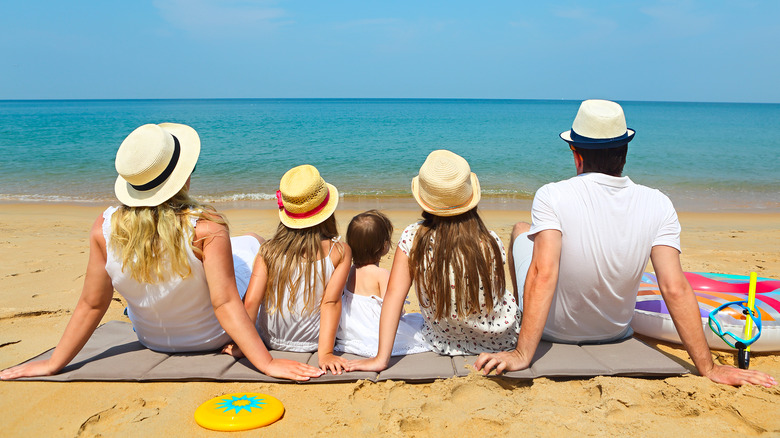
[194,392,284,431]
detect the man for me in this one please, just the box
[475,99,775,387]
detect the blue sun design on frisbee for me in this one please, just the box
[215,394,267,414]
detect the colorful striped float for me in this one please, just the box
[632,272,780,352]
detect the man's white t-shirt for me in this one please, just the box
[528,172,681,342]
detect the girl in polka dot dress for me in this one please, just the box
[349,150,521,372]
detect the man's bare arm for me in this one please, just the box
[475,229,562,374]
[651,245,776,387]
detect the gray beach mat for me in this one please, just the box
[12,321,688,383]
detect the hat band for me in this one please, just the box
[129,135,181,192]
[418,192,473,213]
[570,129,629,144]
[282,191,330,219]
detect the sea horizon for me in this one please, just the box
[3,97,780,105]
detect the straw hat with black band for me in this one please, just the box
[411,149,480,217]
[277,164,339,229]
[560,99,635,149]
[114,123,200,207]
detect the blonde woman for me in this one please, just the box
[0,123,323,382]
[349,150,521,372]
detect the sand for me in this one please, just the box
[1,203,779,437]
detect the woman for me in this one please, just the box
[0,123,323,382]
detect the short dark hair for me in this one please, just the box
[346,210,393,267]
[574,144,628,177]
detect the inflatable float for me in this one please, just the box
[632,272,780,352]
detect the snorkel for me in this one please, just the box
[708,272,761,369]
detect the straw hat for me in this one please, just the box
[114,123,200,207]
[411,150,480,217]
[277,165,339,229]
[560,99,635,149]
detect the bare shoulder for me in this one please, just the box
[90,213,107,245]
[194,218,229,240]
[327,239,351,267]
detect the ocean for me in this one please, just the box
[1,99,778,211]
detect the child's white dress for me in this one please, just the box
[398,221,521,355]
[335,288,431,357]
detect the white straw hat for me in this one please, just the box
[277,164,339,229]
[114,123,200,207]
[411,150,480,217]
[560,99,635,149]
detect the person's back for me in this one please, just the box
[104,204,259,352]
[255,235,340,352]
[532,172,679,341]
[475,100,776,387]
[349,264,389,298]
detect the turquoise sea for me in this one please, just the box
[1,99,778,211]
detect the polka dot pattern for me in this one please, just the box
[398,222,521,355]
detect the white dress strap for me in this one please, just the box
[327,236,341,256]
[101,206,120,243]
[189,209,202,229]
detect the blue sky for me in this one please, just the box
[2,1,778,102]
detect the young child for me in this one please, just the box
[349,150,521,372]
[243,164,352,375]
[335,210,429,357]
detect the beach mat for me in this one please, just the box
[12,321,689,383]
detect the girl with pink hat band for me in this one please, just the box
[227,164,353,375]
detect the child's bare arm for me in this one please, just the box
[243,256,268,326]
[318,241,352,374]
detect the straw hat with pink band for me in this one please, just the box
[276,165,339,229]
[411,150,481,217]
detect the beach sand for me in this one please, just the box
[1,203,778,437]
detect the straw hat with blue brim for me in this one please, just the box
[277,164,339,229]
[560,99,635,149]
[114,123,200,207]
[411,149,480,217]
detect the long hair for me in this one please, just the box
[408,208,505,320]
[109,189,228,283]
[261,215,340,315]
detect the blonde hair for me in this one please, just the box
[261,215,340,315]
[109,189,227,283]
[409,209,505,320]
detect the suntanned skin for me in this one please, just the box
[474,150,777,388]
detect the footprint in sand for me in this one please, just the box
[77,398,167,437]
